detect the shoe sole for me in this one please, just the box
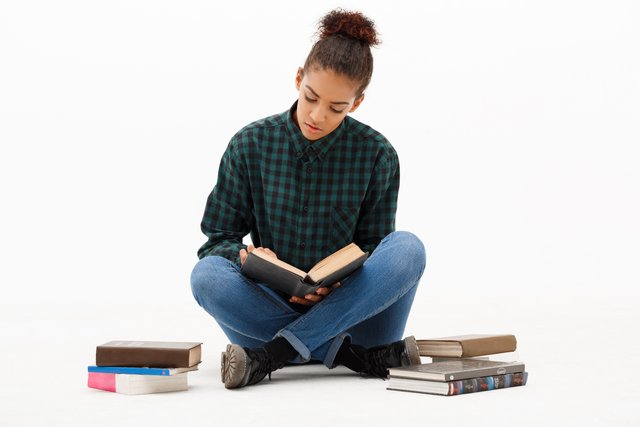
[222,344,248,389]
[220,344,232,383]
[404,336,421,365]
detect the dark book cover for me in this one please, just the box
[95,341,202,368]
[388,359,525,382]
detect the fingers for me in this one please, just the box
[304,293,323,303]
[314,282,341,296]
[290,283,342,304]
[253,246,278,260]
[262,248,278,259]
[315,287,330,296]
[240,245,256,265]
[289,296,315,306]
[289,291,325,306]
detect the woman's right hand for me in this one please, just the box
[289,282,341,306]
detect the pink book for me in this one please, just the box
[87,372,188,395]
[88,372,116,392]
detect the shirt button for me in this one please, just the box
[300,242,306,249]
[306,166,312,173]
[303,205,308,213]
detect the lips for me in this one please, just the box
[305,122,322,133]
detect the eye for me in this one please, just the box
[305,95,345,113]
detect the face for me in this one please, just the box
[294,67,364,141]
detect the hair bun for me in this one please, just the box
[318,9,380,46]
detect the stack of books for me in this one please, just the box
[87,340,202,395]
[388,334,528,396]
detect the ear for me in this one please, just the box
[295,67,304,91]
[349,94,365,113]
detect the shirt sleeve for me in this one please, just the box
[197,138,252,264]
[354,147,400,254]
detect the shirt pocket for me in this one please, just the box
[327,205,360,253]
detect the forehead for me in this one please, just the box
[303,68,358,102]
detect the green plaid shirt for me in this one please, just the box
[198,101,400,272]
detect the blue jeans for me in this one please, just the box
[190,231,426,368]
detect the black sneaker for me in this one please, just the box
[221,344,284,389]
[358,336,421,379]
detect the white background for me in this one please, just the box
[1,1,638,426]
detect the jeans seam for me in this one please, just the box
[224,257,295,316]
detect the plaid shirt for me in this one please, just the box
[198,101,400,272]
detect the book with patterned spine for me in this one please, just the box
[387,371,528,396]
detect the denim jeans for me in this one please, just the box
[190,231,426,368]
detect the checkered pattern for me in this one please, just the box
[198,101,399,272]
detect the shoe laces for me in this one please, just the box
[363,348,390,379]
[246,348,284,385]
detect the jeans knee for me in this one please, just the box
[387,231,427,278]
[190,256,230,305]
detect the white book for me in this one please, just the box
[88,372,188,395]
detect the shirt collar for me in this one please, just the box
[285,100,346,163]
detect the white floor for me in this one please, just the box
[2,1,638,425]
[3,284,638,427]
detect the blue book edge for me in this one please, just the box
[87,366,172,376]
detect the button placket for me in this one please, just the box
[298,159,313,255]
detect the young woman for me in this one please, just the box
[191,9,426,389]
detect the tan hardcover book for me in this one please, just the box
[429,351,519,363]
[96,341,202,368]
[416,334,517,357]
[241,243,368,297]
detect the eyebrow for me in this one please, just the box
[305,85,350,105]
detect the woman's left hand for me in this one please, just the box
[289,282,341,306]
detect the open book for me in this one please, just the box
[241,243,368,297]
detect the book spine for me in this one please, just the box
[447,372,528,396]
[88,366,172,375]
[88,372,116,392]
[95,347,190,368]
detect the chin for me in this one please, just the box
[304,133,323,141]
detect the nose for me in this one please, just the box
[309,105,324,124]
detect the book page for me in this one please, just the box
[307,243,364,282]
[251,250,307,278]
[308,243,355,272]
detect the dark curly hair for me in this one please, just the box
[303,9,380,98]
